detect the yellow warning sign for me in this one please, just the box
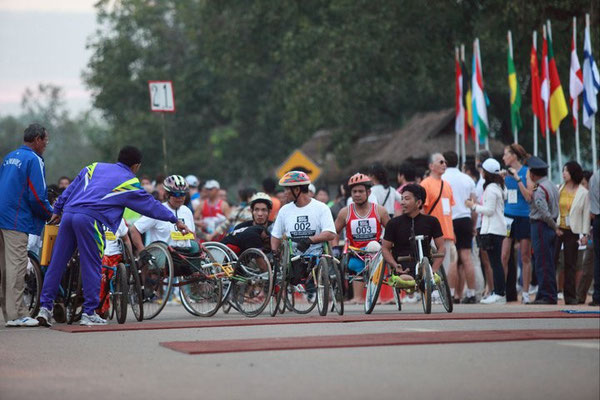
[276,150,322,182]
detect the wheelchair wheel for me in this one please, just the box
[364,251,385,314]
[288,265,318,314]
[437,265,453,313]
[121,239,143,321]
[113,263,129,324]
[316,257,329,316]
[179,246,223,317]
[66,253,84,324]
[200,242,237,314]
[329,259,344,316]
[420,259,432,314]
[393,288,402,311]
[25,252,42,317]
[231,248,273,317]
[141,242,173,320]
[270,241,290,317]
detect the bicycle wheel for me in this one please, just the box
[364,251,385,314]
[329,259,344,315]
[200,242,237,315]
[25,252,42,317]
[121,239,143,321]
[231,249,273,317]
[316,257,330,316]
[393,288,402,311]
[420,259,432,314]
[140,242,173,320]
[436,265,453,313]
[179,248,223,317]
[113,263,129,324]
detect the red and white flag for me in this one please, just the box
[540,30,550,137]
[570,29,584,128]
[455,50,465,138]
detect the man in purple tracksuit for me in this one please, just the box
[36,146,191,326]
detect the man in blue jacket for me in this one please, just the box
[36,146,191,326]
[0,124,53,327]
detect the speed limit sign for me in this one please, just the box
[148,81,175,112]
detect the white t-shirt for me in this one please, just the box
[134,202,195,248]
[104,219,129,256]
[475,176,485,229]
[370,184,402,215]
[442,167,476,220]
[271,199,336,255]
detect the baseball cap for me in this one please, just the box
[482,158,501,174]
[204,179,220,189]
[185,174,199,188]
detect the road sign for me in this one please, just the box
[276,149,322,182]
[148,81,176,112]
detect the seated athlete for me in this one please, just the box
[334,173,389,303]
[221,192,273,255]
[129,175,197,254]
[97,219,130,317]
[382,184,445,287]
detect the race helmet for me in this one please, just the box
[348,173,372,188]
[249,192,273,209]
[278,170,311,187]
[163,175,189,196]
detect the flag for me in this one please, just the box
[472,41,489,141]
[530,38,545,133]
[570,28,584,129]
[508,39,523,133]
[455,51,465,138]
[540,31,550,137]
[547,29,568,133]
[462,59,474,141]
[582,21,600,129]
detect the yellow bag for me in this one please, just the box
[40,224,59,266]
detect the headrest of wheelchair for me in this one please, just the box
[364,241,381,253]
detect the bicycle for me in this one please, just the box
[340,244,386,314]
[96,262,129,324]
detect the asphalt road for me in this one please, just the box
[1,302,599,400]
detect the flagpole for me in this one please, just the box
[588,14,598,172]
[547,20,562,176]
[455,46,461,162]
[460,44,467,166]
[533,30,539,156]
[543,25,552,181]
[574,17,581,164]
[508,30,518,143]
[474,40,480,153]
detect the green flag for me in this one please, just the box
[508,46,523,134]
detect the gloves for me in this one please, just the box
[138,249,155,265]
[293,237,313,252]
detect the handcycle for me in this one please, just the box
[376,234,453,314]
[270,237,343,317]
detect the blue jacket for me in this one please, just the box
[0,145,53,235]
[54,162,177,232]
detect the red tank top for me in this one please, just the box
[201,199,223,218]
[345,203,382,248]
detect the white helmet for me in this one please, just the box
[364,241,381,253]
[249,192,273,209]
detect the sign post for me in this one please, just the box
[148,81,175,174]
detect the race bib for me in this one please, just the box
[105,230,117,241]
[290,215,316,238]
[508,189,518,204]
[170,231,194,241]
[350,218,377,241]
[441,198,451,215]
[504,216,514,237]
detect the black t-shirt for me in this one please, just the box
[221,225,268,252]
[383,213,443,260]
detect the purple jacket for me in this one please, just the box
[54,162,177,232]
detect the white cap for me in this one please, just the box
[204,179,220,189]
[185,174,199,187]
[308,183,316,193]
[482,158,501,174]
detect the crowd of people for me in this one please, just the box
[0,123,599,326]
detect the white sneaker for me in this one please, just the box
[522,292,531,304]
[80,313,107,326]
[403,293,419,304]
[5,316,39,327]
[557,292,564,300]
[432,290,442,304]
[480,293,507,304]
[529,285,538,295]
[36,307,53,327]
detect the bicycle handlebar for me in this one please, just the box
[396,252,444,263]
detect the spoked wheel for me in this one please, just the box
[287,267,318,314]
[179,246,223,317]
[25,252,42,317]
[66,254,84,325]
[329,260,344,315]
[270,241,290,317]
[364,251,385,314]
[121,238,143,321]
[231,249,273,317]
[140,242,173,320]
[420,259,432,314]
[436,266,453,313]
[200,242,237,315]
[393,288,402,311]
[316,257,330,316]
[113,263,129,324]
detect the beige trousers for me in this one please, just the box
[0,229,29,321]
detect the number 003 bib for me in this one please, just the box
[345,203,382,248]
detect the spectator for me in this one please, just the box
[368,162,402,218]
[193,179,230,235]
[315,187,332,206]
[185,174,201,210]
[154,174,166,202]
[57,176,71,190]
[308,184,316,198]
[576,170,595,304]
[463,162,479,183]
[395,162,417,215]
[330,182,349,220]
[262,177,281,222]
[466,158,507,304]
[218,188,228,202]
[0,123,53,327]
[554,161,589,305]
[442,151,478,303]
[587,166,600,306]
[140,175,153,193]
[475,150,494,297]
[526,156,560,304]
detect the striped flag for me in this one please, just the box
[547,30,568,133]
[472,40,489,141]
[462,59,474,141]
[540,31,550,137]
[530,38,545,133]
[455,50,465,138]
[508,38,523,134]
[582,20,600,129]
[570,27,584,129]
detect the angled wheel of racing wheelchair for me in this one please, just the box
[364,250,385,314]
[120,238,143,321]
[270,240,290,317]
[196,242,236,315]
[230,248,273,317]
[139,242,173,320]
[25,251,42,318]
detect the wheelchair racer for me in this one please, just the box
[97,218,130,317]
[334,173,389,303]
[382,184,445,288]
[221,192,273,255]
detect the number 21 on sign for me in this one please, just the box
[148,81,176,112]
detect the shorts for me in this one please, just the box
[507,215,531,240]
[347,256,365,273]
[452,217,473,249]
[442,240,457,269]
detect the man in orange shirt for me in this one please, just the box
[262,177,281,222]
[420,153,458,300]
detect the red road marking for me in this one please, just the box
[160,329,600,355]
[51,311,599,333]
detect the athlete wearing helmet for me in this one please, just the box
[129,174,197,254]
[334,173,389,304]
[271,171,336,256]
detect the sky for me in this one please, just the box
[0,1,98,116]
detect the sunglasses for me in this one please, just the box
[438,160,446,165]
[170,192,187,198]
